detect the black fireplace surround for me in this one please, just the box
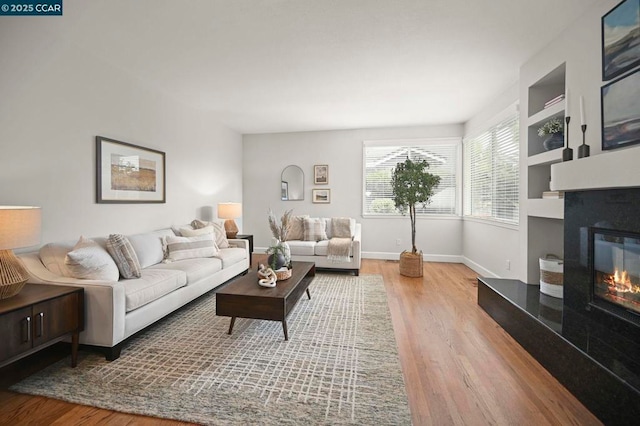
[478,187,640,423]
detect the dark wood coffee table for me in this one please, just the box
[215,261,315,340]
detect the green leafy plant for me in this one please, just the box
[537,117,563,137]
[391,158,441,254]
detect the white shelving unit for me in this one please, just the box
[522,63,566,284]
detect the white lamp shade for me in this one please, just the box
[0,206,42,250]
[217,203,242,219]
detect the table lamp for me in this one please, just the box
[217,202,242,239]
[0,206,41,299]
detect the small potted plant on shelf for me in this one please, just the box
[391,158,440,278]
[538,117,564,151]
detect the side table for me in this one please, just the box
[236,234,254,267]
[0,284,84,368]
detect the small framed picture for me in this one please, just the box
[312,189,331,204]
[601,67,640,150]
[602,0,640,81]
[314,164,328,185]
[281,181,289,200]
[96,136,166,203]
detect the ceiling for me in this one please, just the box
[31,0,595,134]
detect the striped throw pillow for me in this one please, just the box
[164,233,218,261]
[304,218,327,242]
[106,234,142,279]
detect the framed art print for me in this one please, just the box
[314,164,328,185]
[96,136,166,203]
[601,68,640,150]
[602,0,640,80]
[312,189,331,203]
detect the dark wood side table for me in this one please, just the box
[236,234,254,266]
[0,284,84,368]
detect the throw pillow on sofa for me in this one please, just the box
[191,219,230,248]
[64,236,120,281]
[106,234,142,279]
[180,225,214,237]
[164,233,218,262]
[286,215,309,241]
[304,217,327,242]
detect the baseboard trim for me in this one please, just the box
[362,252,462,263]
[462,257,498,278]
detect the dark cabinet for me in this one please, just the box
[0,284,84,367]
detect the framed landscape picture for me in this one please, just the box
[312,189,331,204]
[96,136,166,203]
[601,68,640,150]
[314,164,328,185]
[602,0,640,81]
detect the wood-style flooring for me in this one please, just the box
[0,257,601,425]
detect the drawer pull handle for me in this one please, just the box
[25,316,31,342]
[37,312,44,337]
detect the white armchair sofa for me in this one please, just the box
[19,226,249,360]
[285,217,361,275]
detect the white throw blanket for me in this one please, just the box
[328,218,352,263]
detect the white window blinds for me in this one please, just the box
[463,110,519,224]
[363,140,459,216]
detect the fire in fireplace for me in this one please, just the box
[591,228,640,317]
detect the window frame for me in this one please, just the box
[362,138,462,218]
[462,105,520,227]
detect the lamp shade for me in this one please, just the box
[0,206,41,250]
[217,203,242,219]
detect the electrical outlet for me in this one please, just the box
[396,239,401,246]
[506,260,511,271]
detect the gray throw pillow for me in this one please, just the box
[106,234,142,279]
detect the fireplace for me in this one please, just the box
[564,187,640,359]
[590,227,640,325]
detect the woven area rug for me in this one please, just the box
[11,274,411,425]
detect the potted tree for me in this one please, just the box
[391,158,441,277]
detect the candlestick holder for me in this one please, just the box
[578,124,590,158]
[562,116,573,161]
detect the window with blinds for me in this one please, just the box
[463,110,519,224]
[363,140,460,216]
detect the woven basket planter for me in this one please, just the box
[275,268,292,281]
[399,251,423,277]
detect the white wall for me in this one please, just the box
[0,20,242,244]
[462,83,521,278]
[243,125,463,259]
[517,0,626,281]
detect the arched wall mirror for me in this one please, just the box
[281,165,304,200]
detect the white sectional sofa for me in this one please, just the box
[286,217,361,276]
[19,227,249,360]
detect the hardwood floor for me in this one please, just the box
[0,258,601,425]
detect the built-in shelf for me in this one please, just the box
[527,198,564,219]
[551,146,640,191]
[527,101,565,128]
[528,149,563,166]
[524,61,566,285]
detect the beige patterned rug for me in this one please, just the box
[11,274,411,425]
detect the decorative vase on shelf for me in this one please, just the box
[543,133,564,151]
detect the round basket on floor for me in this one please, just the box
[399,251,423,277]
[539,254,563,298]
[276,268,292,281]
